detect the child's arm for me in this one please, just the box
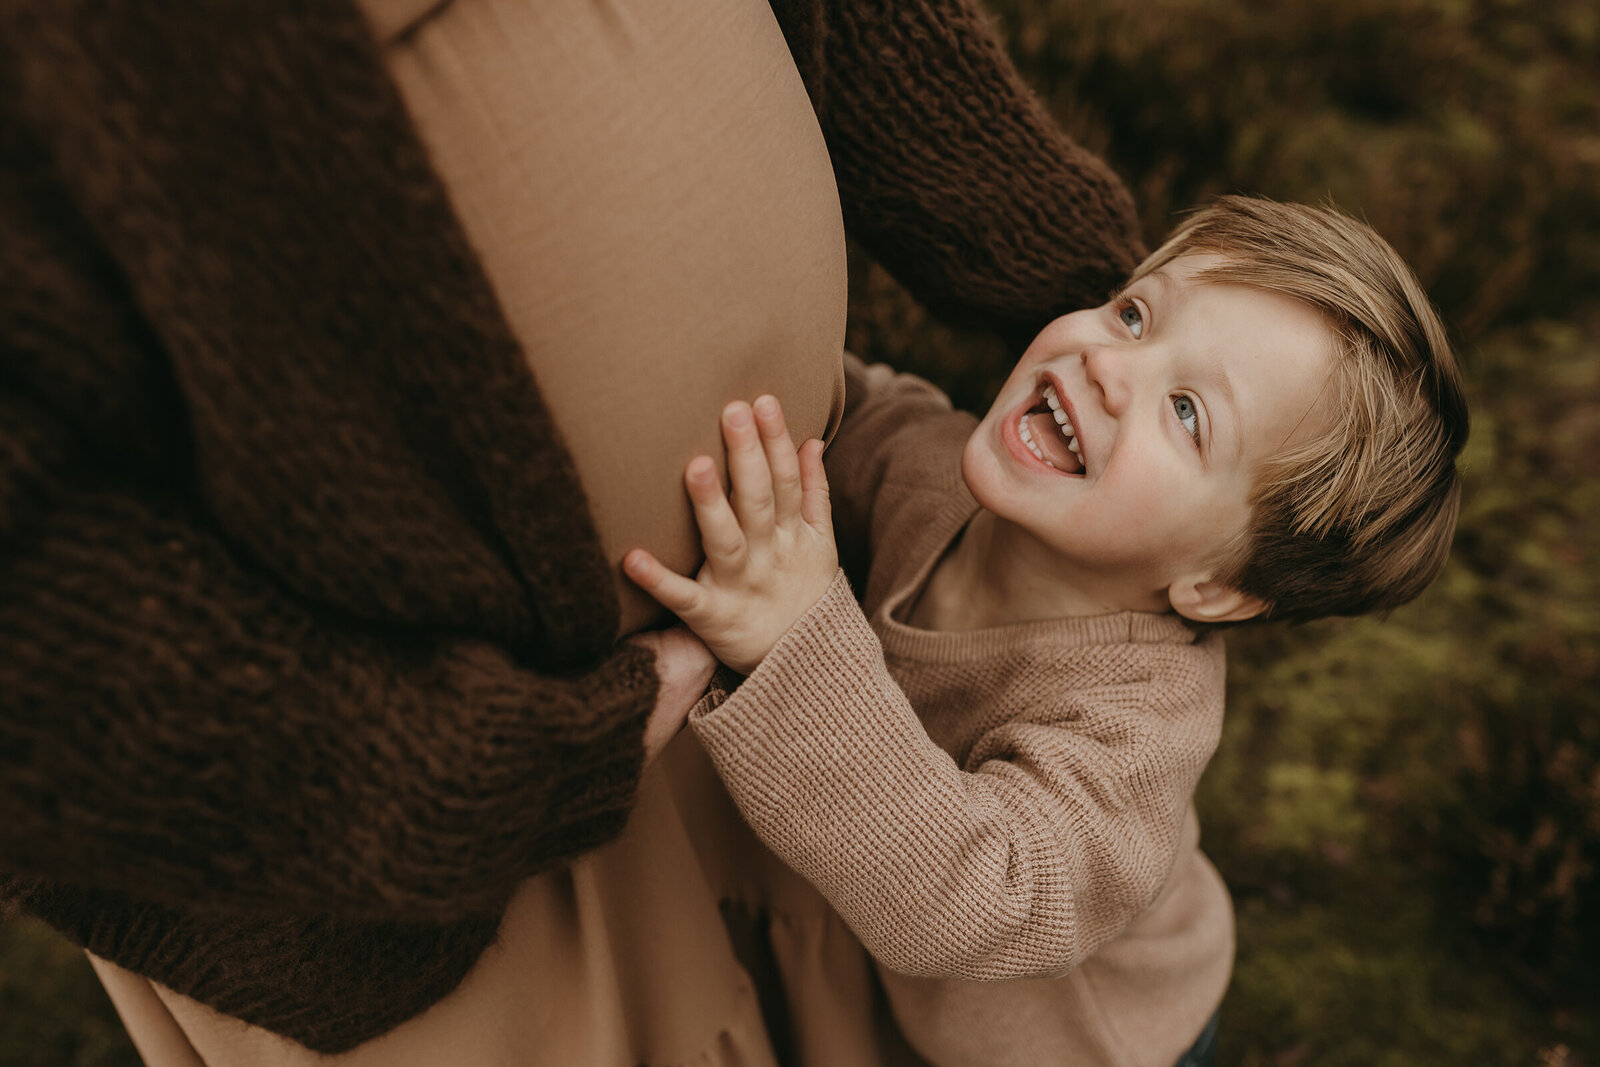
[629,398,1212,982]
[687,574,1219,983]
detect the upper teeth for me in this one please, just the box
[1043,385,1082,458]
[1018,384,1084,469]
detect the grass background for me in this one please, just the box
[4,0,1597,1064]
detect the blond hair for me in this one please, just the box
[1131,195,1468,622]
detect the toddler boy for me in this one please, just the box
[627,196,1467,1067]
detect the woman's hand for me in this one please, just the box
[627,625,717,765]
[625,395,837,676]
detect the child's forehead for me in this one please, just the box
[1126,246,1217,284]
[1156,259,1342,461]
[1132,254,1335,339]
[1129,251,1237,292]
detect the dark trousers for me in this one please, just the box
[1173,1010,1221,1067]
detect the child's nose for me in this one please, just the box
[1082,347,1133,416]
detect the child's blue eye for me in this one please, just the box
[1172,395,1200,445]
[1118,300,1144,339]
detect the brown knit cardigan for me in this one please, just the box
[0,0,1143,1051]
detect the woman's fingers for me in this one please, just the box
[684,455,746,566]
[753,395,803,524]
[722,401,775,536]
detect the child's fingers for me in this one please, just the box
[753,395,803,524]
[623,549,708,618]
[685,456,746,566]
[722,401,775,536]
[797,438,832,533]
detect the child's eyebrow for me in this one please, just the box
[1148,269,1180,303]
[1206,364,1242,463]
[1123,268,1181,307]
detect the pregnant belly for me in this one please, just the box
[375,0,848,636]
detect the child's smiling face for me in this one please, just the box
[962,254,1340,620]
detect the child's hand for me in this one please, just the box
[625,395,837,675]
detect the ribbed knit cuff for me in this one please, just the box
[689,568,878,735]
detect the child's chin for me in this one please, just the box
[959,428,994,486]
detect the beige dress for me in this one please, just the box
[93,734,904,1067]
[91,0,864,1063]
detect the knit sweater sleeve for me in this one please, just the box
[690,572,1220,981]
[0,6,658,922]
[771,0,1145,339]
[0,393,654,923]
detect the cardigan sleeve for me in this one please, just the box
[771,0,1145,342]
[0,9,659,923]
[689,572,1218,981]
[0,390,655,923]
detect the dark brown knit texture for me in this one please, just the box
[774,0,1147,337]
[0,0,1143,1052]
[1,0,653,1050]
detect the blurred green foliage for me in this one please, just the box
[6,1,1597,1064]
[0,918,137,1067]
[847,0,1600,1062]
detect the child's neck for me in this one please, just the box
[907,509,1125,631]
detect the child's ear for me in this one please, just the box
[1167,578,1269,624]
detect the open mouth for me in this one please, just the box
[1016,382,1085,475]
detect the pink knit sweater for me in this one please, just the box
[690,357,1234,1066]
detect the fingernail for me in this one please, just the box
[725,403,751,428]
[689,457,715,481]
[754,395,778,418]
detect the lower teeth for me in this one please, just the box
[1018,415,1055,468]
